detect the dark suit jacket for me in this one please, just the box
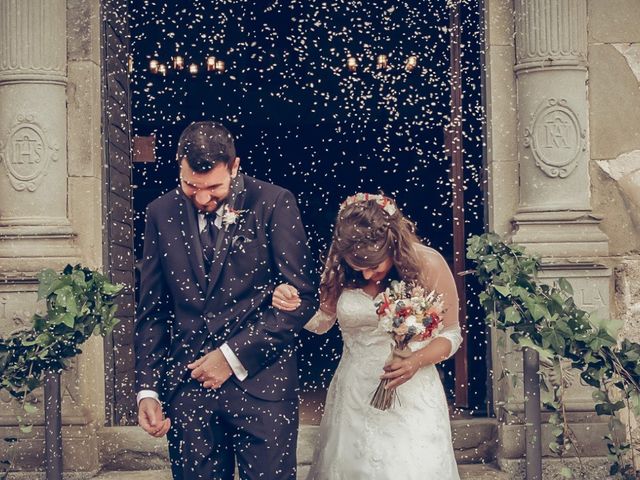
[134,174,317,402]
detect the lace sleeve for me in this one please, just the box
[438,324,463,360]
[418,245,462,359]
[304,309,337,334]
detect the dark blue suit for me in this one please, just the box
[134,174,317,479]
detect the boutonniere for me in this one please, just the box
[221,204,246,228]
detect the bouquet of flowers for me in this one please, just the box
[370,280,446,410]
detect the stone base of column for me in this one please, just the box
[0,222,78,278]
[0,424,100,475]
[511,211,609,257]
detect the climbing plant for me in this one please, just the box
[0,264,123,477]
[467,233,640,479]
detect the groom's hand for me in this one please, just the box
[188,349,233,389]
[138,398,171,437]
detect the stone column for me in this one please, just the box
[511,0,609,257]
[496,2,613,476]
[0,0,77,276]
[0,0,102,475]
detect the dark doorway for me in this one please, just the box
[111,0,487,422]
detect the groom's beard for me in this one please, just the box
[184,189,231,214]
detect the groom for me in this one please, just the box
[134,121,317,480]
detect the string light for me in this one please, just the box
[173,55,184,70]
[405,55,417,72]
[347,56,358,72]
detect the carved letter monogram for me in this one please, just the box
[523,98,586,178]
[0,115,59,191]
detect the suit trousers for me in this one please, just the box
[165,378,298,480]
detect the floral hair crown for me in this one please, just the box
[339,193,398,216]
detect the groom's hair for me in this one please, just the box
[177,121,236,173]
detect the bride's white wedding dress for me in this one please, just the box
[305,249,462,480]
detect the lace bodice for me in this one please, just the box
[335,289,389,351]
[305,287,462,360]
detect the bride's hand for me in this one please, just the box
[272,283,301,311]
[381,357,421,391]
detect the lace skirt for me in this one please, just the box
[306,348,460,480]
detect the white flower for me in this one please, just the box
[390,280,406,297]
[405,315,425,334]
[221,205,246,227]
[378,315,394,333]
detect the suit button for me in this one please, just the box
[206,312,214,319]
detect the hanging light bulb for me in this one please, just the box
[376,54,389,70]
[405,55,418,72]
[173,55,185,70]
[207,56,216,72]
[189,63,199,77]
[347,56,358,72]
[149,59,159,74]
[215,59,226,73]
[158,64,167,76]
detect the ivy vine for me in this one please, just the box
[0,265,123,477]
[467,233,640,479]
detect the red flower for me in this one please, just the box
[420,313,442,340]
[376,294,391,315]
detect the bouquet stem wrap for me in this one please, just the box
[370,343,413,411]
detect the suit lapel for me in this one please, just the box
[176,189,208,294]
[206,174,247,299]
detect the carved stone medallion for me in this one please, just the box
[0,115,60,191]
[523,98,586,178]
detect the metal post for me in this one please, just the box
[523,347,542,480]
[44,370,63,480]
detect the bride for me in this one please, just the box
[272,193,462,480]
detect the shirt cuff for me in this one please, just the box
[220,342,248,381]
[137,390,161,406]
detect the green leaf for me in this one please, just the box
[504,306,521,325]
[102,282,124,296]
[558,278,573,295]
[19,424,32,434]
[23,403,37,414]
[517,337,554,362]
[541,329,565,352]
[560,466,572,478]
[54,286,78,315]
[37,269,58,299]
[71,270,87,288]
[530,303,550,322]
[494,285,511,297]
[595,401,626,416]
[60,313,76,329]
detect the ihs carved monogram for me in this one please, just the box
[0,114,60,192]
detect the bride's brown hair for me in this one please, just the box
[319,197,426,311]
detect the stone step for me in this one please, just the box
[98,418,499,471]
[90,463,509,480]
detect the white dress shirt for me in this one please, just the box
[136,205,248,406]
